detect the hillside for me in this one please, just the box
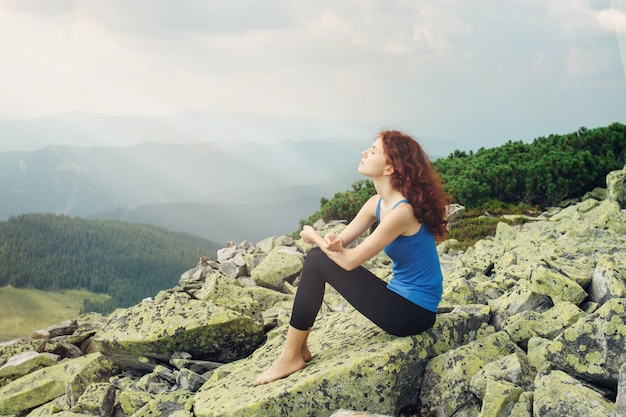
[0,213,221,314]
[0,287,110,341]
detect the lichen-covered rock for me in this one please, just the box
[529,265,587,304]
[0,350,59,382]
[440,272,480,306]
[590,254,626,304]
[117,387,155,415]
[607,164,626,208]
[469,352,534,399]
[132,389,194,417]
[577,199,626,234]
[250,245,304,290]
[477,379,523,417]
[329,411,392,417]
[457,239,505,273]
[502,301,586,346]
[508,391,533,417]
[2,197,625,416]
[548,297,626,387]
[0,352,113,415]
[194,271,293,311]
[419,331,522,417]
[488,280,552,330]
[69,382,116,416]
[526,336,552,374]
[91,290,265,368]
[533,370,616,417]
[617,361,626,417]
[194,307,488,417]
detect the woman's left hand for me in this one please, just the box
[299,225,318,243]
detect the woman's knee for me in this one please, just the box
[303,247,330,269]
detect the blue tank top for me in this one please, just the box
[376,198,443,312]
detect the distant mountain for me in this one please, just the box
[0,111,381,151]
[0,112,468,243]
[0,140,368,243]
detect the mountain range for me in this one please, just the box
[0,112,467,244]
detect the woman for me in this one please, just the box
[254,130,450,385]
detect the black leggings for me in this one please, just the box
[290,247,436,337]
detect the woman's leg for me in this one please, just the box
[291,248,436,336]
[254,326,310,385]
[255,248,436,384]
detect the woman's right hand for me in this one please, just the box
[324,232,342,252]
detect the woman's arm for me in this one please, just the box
[300,202,415,271]
[330,195,380,248]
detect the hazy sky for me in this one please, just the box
[1,0,625,149]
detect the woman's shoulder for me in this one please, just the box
[362,194,381,216]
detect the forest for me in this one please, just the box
[0,214,220,313]
[300,122,625,226]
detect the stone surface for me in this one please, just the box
[1,179,626,416]
[194,307,488,417]
[250,245,304,290]
[607,164,626,208]
[0,353,113,415]
[533,370,616,417]
[91,289,265,367]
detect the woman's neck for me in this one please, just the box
[372,177,403,205]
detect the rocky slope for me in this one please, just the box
[0,165,625,417]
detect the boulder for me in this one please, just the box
[589,254,626,304]
[91,289,265,369]
[419,331,522,417]
[607,164,626,208]
[548,297,626,387]
[617,361,626,417]
[193,306,489,417]
[250,245,304,290]
[533,370,616,417]
[0,350,59,381]
[1,192,625,416]
[0,352,114,415]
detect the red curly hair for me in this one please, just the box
[380,130,451,242]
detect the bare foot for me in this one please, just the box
[254,353,305,385]
[302,346,312,362]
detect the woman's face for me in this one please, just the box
[358,137,392,178]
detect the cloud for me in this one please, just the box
[0,0,623,149]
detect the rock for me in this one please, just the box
[617,361,626,417]
[0,352,114,415]
[607,164,626,208]
[477,379,524,417]
[502,301,586,347]
[132,389,194,417]
[91,290,265,370]
[32,319,79,339]
[529,265,587,304]
[509,391,533,417]
[583,186,608,201]
[548,297,626,387]
[250,245,304,290]
[469,352,535,399]
[70,382,116,416]
[488,280,552,330]
[2,193,626,416]
[0,350,59,381]
[589,254,626,304]
[533,370,616,417]
[193,307,488,417]
[330,411,392,417]
[419,331,522,417]
[447,203,465,224]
